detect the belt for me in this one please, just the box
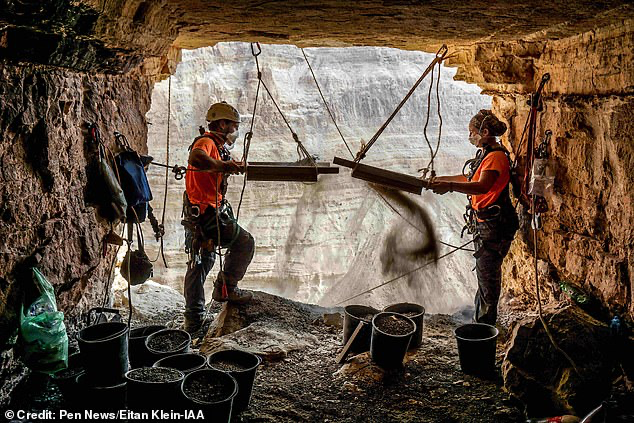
[474,205,501,221]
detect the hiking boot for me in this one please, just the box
[183,312,204,335]
[212,283,252,304]
[226,287,253,304]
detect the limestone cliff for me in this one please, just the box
[144,43,490,313]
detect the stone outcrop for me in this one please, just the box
[200,291,328,360]
[502,305,615,417]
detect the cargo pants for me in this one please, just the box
[472,210,517,325]
[183,203,255,319]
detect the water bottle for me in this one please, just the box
[525,416,579,423]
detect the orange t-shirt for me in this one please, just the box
[470,151,510,210]
[185,134,224,213]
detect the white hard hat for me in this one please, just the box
[206,101,241,123]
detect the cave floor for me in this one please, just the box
[8,295,632,422]
[236,313,523,423]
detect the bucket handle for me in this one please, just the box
[87,307,121,326]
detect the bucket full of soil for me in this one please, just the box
[370,312,416,369]
[383,303,425,349]
[77,321,129,385]
[207,349,262,414]
[129,325,166,368]
[153,353,207,375]
[182,369,238,422]
[52,352,85,408]
[125,366,185,411]
[454,323,499,376]
[343,305,380,354]
[75,372,127,411]
[145,329,191,362]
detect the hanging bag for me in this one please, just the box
[114,132,153,223]
[20,268,69,374]
[120,224,153,286]
[97,143,128,222]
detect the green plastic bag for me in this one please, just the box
[20,268,68,374]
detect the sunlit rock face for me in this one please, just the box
[145,43,490,313]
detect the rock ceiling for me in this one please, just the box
[1,1,633,73]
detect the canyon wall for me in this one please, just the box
[144,43,491,313]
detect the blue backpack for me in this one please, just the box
[114,132,153,223]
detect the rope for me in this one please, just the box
[101,224,125,308]
[151,76,171,267]
[422,61,435,174]
[335,239,474,305]
[237,43,264,220]
[301,46,470,252]
[254,44,316,167]
[432,59,443,170]
[354,45,448,162]
[532,201,582,376]
[125,237,132,328]
[301,48,354,158]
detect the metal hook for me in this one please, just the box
[251,42,261,57]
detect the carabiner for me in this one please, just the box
[251,42,261,57]
[436,44,448,59]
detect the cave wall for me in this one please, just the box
[450,19,634,321]
[0,61,153,402]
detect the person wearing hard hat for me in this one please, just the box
[181,101,255,334]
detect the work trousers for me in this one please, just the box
[183,206,255,317]
[472,215,516,325]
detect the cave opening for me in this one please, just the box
[138,42,492,315]
[1,1,633,420]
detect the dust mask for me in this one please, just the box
[224,131,238,150]
[469,134,481,146]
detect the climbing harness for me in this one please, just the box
[460,144,515,238]
[333,45,448,194]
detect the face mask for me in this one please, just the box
[224,131,238,149]
[469,134,481,146]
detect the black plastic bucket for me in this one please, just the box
[454,323,499,376]
[370,312,416,369]
[153,353,207,375]
[126,366,185,411]
[145,329,191,363]
[207,349,262,414]
[343,305,380,354]
[75,373,127,411]
[52,352,85,408]
[383,303,425,349]
[182,369,238,422]
[77,321,129,385]
[129,325,167,369]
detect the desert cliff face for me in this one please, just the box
[144,43,490,313]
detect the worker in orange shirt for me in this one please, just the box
[428,109,519,325]
[181,101,255,334]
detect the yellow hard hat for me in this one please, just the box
[206,101,241,123]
